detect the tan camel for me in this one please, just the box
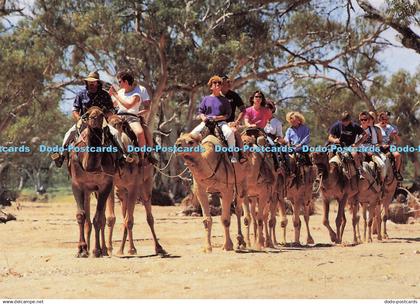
[175,133,248,252]
[312,152,359,244]
[105,115,166,256]
[284,154,316,246]
[240,133,277,250]
[68,107,116,258]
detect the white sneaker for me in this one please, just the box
[230,156,238,163]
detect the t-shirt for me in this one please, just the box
[197,95,232,119]
[284,124,310,151]
[264,117,283,137]
[224,90,245,122]
[138,85,151,107]
[244,106,272,128]
[356,125,380,146]
[115,86,143,115]
[329,121,365,147]
[376,123,397,145]
[72,88,114,115]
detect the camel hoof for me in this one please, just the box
[156,246,168,257]
[128,248,137,255]
[203,246,212,253]
[92,249,102,258]
[223,242,234,251]
[377,235,382,241]
[106,248,113,257]
[116,250,124,256]
[291,242,301,247]
[76,251,89,258]
[307,236,315,245]
[329,233,337,243]
[368,238,373,243]
[265,240,275,248]
[383,233,389,239]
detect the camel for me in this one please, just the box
[312,152,359,244]
[284,153,316,246]
[240,132,277,250]
[175,132,248,252]
[68,106,116,258]
[357,156,388,243]
[105,115,166,256]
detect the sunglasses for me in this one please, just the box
[254,95,263,98]
[212,81,222,85]
[360,118,368,122]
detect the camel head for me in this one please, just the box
[108,115,124,132]
[175,132,203,164]
[85,106,105,130]
[311,152,329,175]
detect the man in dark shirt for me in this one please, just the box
[52,71,126,167]
[328,111,367,177]
[221,75,246,125]
[328,111,366,147]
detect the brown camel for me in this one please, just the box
[312,152,359,244]
[68,106,116,258]
[240,133,277,250]
[105,115,166,256]
[284,153,316,246]
[175,133,248,252]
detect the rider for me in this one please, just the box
[284,111,311,166]
[221,74,247,163]
[376,111,403,181]
[244,90,272,129]
[264,100,291,174]
[328,111,367,177]
[191,75,238,163]
[52,71,127,167]
[108,70,156,164]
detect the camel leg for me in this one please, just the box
[125,191,137,255]
[195,185,213,253]
[362,203,368,243]
[291,198,302,246]
[256,191,268,251]
[382,201,390,239]
[304,201,314,245]
[105,187,116,256]
[92,190,110,258]
[242,196,252,247]
[84,194,92,251]
[117,190,128,255]
[375,203,382,241]
[234,195,247,249]
[322,197,337,243]
[367,203,375,243]
[72,185,88,258]
[265,199,277,248]
[250,198,258,246]
[277,198,288,246]
[220,191,234,251]
[351,202,360,244]
[143,198,167,256]
[335,199,346,244]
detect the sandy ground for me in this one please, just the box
[0,196,419,299]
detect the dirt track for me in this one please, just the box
[0,196,419,299]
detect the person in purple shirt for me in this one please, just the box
[191,75,239,163]
[284,112,310,150]
[284,111,311,165]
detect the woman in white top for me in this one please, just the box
[109,71,149,154]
